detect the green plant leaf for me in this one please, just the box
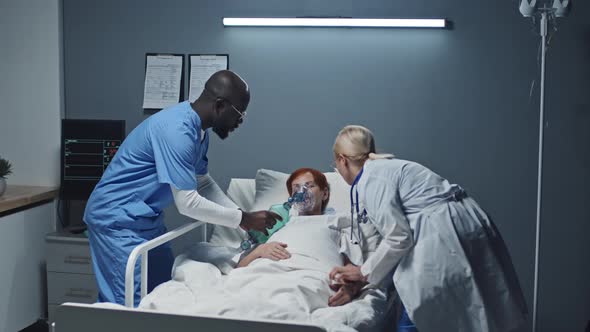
[0,157,13,178]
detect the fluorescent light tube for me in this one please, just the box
[223,18,446,28]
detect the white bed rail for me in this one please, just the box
[124,221,205,307]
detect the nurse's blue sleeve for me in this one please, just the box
[195,132,209,175]
[151,124,197,190]
[196,154,208,176]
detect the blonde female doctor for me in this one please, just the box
[329,125,527,332]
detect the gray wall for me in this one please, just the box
[1,0,61,330]
[0,0,63,187]
[62,1,590,331]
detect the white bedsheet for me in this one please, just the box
[139,216,389,332]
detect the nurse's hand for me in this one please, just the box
[240,211,282,235]
[329,264,367,284]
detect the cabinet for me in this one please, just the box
[46,232,97,324]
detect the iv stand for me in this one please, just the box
[532,11,548,332]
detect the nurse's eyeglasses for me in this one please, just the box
[226,101,246,121]
[204,88,247,121]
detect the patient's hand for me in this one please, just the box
[328,281,365,307]
[256,242,291,261]
[237,242,291,267]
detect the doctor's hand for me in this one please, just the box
[328,281,365,307]
[329,264,367,284]
[240,211,282,235]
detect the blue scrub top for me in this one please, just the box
[84,101,209,231]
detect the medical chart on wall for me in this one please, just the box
[142,54,184,110]
[188,54,229,102]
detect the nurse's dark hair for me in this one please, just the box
[333,125,394,164]
[286,168,330,212]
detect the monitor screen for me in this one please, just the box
[61,119,125,200]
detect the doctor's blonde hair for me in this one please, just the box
[333,125,394,164]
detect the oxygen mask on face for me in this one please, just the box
[289,185,315,214]
[249,185,316,245]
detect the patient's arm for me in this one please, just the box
[237,242,291,267]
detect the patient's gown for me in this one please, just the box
[356,158,528,332]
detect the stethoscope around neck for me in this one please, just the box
[350,169,368,245]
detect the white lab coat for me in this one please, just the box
[357,158,528,332]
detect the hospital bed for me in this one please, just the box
[53,173,398,332]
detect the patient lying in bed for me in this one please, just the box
[237,168,366,306]
[138,168,387,331]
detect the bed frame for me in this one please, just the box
[53,303,325,332]
[52,178,396,331]
[52,219,329,331]
[123,221,205,307]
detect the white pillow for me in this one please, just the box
[250,169,288,212]
[250,169,351,213]
[324,172,352,213]
[226,178,256,211]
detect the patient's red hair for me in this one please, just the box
[286,168,330,212]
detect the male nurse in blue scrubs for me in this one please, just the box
[83,70,279,306]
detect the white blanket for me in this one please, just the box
[139,215,389,332]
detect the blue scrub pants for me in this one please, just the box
[87,225,174,306]
[398,303,418,332]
